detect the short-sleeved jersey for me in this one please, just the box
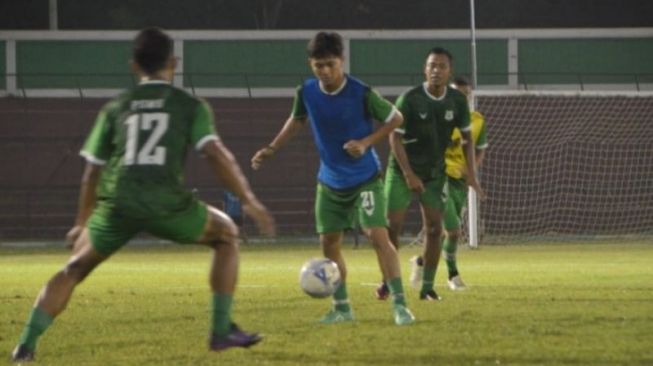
[445,110,488,179]
[81,80,219,219]
[291,75,397,190]
[388,83,470,181]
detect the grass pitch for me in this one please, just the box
[1,242,652,365]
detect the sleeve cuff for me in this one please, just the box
[476,143,489,150]
[291,113,308,120]
[384,106,399,123]
[80,151,106,165]
[195,134,220,151]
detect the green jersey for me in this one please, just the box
[388,83,470,181]
[81,80,218,219]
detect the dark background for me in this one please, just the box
[2,0,653,30]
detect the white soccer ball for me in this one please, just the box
[299,258,341,298]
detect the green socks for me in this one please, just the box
[333,283,351,312]
[420,266,437,295]
[18,306,53,351]
[387,277,407,307]
[212,293,233,337]
[443,237,459,278]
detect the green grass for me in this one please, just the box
[1,242,652,365]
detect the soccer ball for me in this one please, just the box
[299,258,341,298]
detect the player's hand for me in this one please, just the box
[404,172,425,194]
[242,199,276,237]
[251,146,275,170]
[65,225,84,250]
[466,176,487,201]
[343,140,368,158]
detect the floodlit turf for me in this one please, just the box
[1,242,652,365]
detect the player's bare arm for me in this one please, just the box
[343,110,403,158]
[461,129,486,200]
[251,116,306,170]
[66,162,102,248]
[459,147,486,178]
[475,148,486,168]
[388,131,425,193]
[203,140,275,236]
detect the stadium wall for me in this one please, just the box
[1,29,652,96]
[2,94,653,240]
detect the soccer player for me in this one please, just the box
[410,75,488,291]
[11,28,275,362]
[251,31,415,325]
[380,48,484,301]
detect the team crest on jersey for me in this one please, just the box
[445,110,454,121]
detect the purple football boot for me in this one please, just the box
[209,323,262,352]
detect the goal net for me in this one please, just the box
[466,90,653,243]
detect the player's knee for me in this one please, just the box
[319,232,341,249]
[208,218,240,248]
[203,206,242,247]
[63,259,94,282]
[224,219,240,242]
[447,229,462,241]
[424,224,443,240]
[320,238,337,248]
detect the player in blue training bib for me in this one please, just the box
[252,31,415,326]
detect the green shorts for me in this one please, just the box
[87,199,208,256]
[384,168,447,212]
[443,177,468,231]
[315,177,387,233]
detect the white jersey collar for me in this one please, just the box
[319,77,348,95]
[422,82,447,101]
[139,78,171,86]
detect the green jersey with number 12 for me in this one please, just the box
[81,81,218,219]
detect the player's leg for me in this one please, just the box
[384,168,411,250]
[418,205,444,300]
[443,177,468,290]
[363,226,414,325]
[319,231,354,323]
[196,205,240,294]
[233,215,248,244]
[146,200,260,350]
[387,209,407,249]
[359,179,415,325]
[314,184,354,323]
[378,169,411,299]
[444,227,466,290]
[199,206,261,350]
[12,223,120,362]
[364,226,400,287]
[416,176,447,300]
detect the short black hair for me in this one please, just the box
[453,75,471,87]
[427,47,453,63]
[307,32,344,59]
[133,27,173,74]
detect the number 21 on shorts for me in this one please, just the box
[360,191,375,216]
